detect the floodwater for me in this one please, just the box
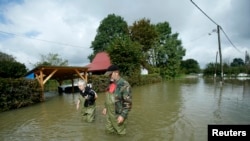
[0,78,250,141]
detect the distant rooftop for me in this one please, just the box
[85,52,111,72]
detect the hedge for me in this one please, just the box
[0,73,162,112]
[0,78,43,112]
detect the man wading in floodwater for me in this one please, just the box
[102,65,132,135]
[76,80,98,122]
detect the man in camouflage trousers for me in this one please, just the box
[102,65,132,135]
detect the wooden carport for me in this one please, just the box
[26,66,89,101]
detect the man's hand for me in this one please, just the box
[102,108,107,115]
[117,115,124,124]
[76,103,79,110]
[76,100,80,110]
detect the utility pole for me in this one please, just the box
[214,51,218,79]
[190,0,224,84]
[245,51,250,74]
[217,25,223,83]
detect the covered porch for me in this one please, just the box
[25,66,89,101]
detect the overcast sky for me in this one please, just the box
[0,0,249,70]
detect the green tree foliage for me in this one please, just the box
[230,58,244,67]
[89,14,129,61]
[129,18,158,71]
[203,63,217,76]
[164,33,186,78]
[0,78,42,112]
[181,59,200,74]
[33,53,68,67]
[0,52,16,62]
[89,14,186,79]
[107,36,142,77]
[0,51,27,78]
[154,22,171,67]
[203,59,247,77]
[129,18,158,52]
[155,22,186,78]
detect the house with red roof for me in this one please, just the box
[85,51,148,75]
[85,51,111,75]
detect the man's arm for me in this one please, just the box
[121,82,132,119]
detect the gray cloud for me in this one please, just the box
[0,0,249,70]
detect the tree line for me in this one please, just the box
[203,57,250,77]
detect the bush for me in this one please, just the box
[0,60,27,78]
[0,78,42,112]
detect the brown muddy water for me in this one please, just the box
[0,78,250,141]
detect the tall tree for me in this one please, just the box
[181,59,200,74]
[130,18,158,52]
[154,22,171,67]
[155,22,186,78]
[0,51,27,78]
[165,33,186,78]
[33,53,68,67]
[107,35,142,77]
[129,18,158,71]
[230,58,244,67]
[0,51,16,62]
[203,63,216,76]
[89,14,129,61]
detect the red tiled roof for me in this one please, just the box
[85,52,111,72]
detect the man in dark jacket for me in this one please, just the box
[76,80,98,122]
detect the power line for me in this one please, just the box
[0,30,85,48]
[220,27,242,53]
[190,0,225,83]
[184,32,211,45]
[190,0,219,26]
[190,0,241,53]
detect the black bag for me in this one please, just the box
[82,86,96,107]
